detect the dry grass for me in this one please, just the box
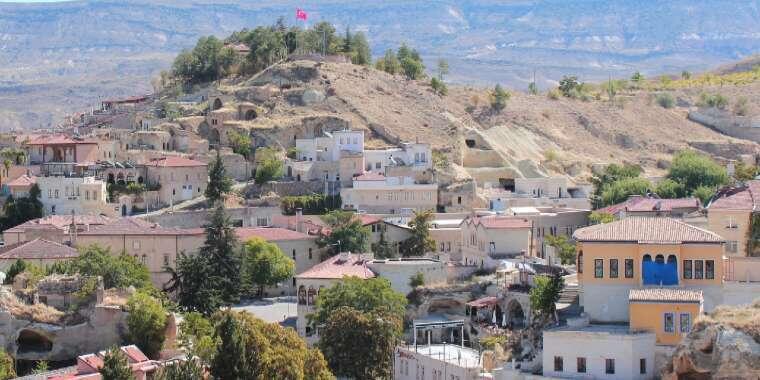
[101,288,133,307]
[694,299,760,342]
[0,290,64,325]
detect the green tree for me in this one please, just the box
[0,350,15,380]
[254,147,284,184]
[0,183,44,231]
[430,77,448,96]
[529,273,564,323]
[172,36,233,84]
[350,32,371,65]
[734,161,758,181]
[371,230,396,259]
[600,177,652,206]
[588,211,614,224]
[376,49,400,75]
[99,347,134,380]
[558,75,580,97]
[166,252,222,316]
[319,307,399,379]
[211,312,249,380]
[70,245,152,290]
[490,84,510,112]
[318,211,370,254]
[205,150,232,205]
[409,272,425,288]
[400,56,425,80]
[227,130,252,159]
[4,258,28,284]
[242,26,287,73]
[240,237,295,297]
[403,210,435,257]
[312,276,407,326]
[590,163,644,208]
[631,71,644,87]
[201,204,241,305]
[154,355,204,380]
[545,235,576,265]
[667,150,728,195]
[528,81,539,95]
[126,292,168,359]
[693,186,716,206]
[437,58,449,81]
[177,312,216,364]
[655,178,686,198]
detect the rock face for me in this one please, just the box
[662,302,760,379]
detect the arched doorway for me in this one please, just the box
[107,173,115,184]
[212,98,223,111]
[121,204,127,216]
[506,300,526,329]
[244,109,257,121]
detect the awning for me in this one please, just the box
[466,296,499,308]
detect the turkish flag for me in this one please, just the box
[296,8,308,21]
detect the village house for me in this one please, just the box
[597,195,702,220]
[573,217,725,323]
[5,174,36,198]
[459,215,532,268]
[483,177,592,211]
[628,288,704,346]
[383,213,465,261]
[23,135,103,165]
[295,252,375,344]
[2,214,114,245]
[35,174,111,216]
[366,258,447,294]
[706,180,760,257]
[503,206,589,261]
[44,345,161,380]
[340,173,438,214]
[74,218,206,287]
[144,156,208,206]
[0,238,79,271]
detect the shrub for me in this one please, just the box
[698,92,729,109]
[735,97,750,116]
[656,93,675,109]
[547,89,561,100]
[280,194,341,215]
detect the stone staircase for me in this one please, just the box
[558,284,580,305]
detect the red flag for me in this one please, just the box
[296,8,308,21]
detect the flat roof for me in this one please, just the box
[400,344,481,368]
[547,323,654,336]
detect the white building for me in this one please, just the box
[295,129,364,163]
[483,177,591,211]
[340,173,438,214]
[395,344,483,380]
[36,175,110,216]
[542,322,656,380]
[364,142,432,173]
[366,258,447,294]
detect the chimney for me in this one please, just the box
[295,208,304,233]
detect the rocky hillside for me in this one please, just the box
[662,301,760,379]
[199,59,758,182]
[2,0,760,129]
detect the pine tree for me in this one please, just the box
[211,312,249,380]
[99,347,134,380]
[343,26,352,53]
[201,204,241,304]
[403,210,436,256]
[165,252,223,316]
[205,149,231,205]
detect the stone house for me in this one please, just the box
[144,156,208,206]
[36,175,111,216]
[459,215,532,268]
[2,214,114,246]
[340,173,438,214]
[0,238,79,272]
[706,180,760,257]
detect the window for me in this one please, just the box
[624,258,634,278]
[256,217,268,227]
[54,189,59,198]
[605,359,615,374]
[440,242,445,252]
[726,217,738,228]
[308,248,313,260]
[375,162,381,169]
[664,313,675,333]
[705,260,715,279]
[609,259,619,278]
[489,242,496,253]
[683,260,693,279]
[640,358,647,374]
[446,242,451,252]
[576,357,586,373]
[594,259,603,278]
[680,313,691,333]
[553,356,563,372]
[694,260,704,279]
[141,255,147,265]
[163,254,169,267]
[727,240,738,253]
[292,249,296,260]
[132,241,141,250]
[578,251,583,274]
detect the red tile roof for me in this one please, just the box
[354,172,386,181]
[462,215,531,229]
[573,216,724,244]
[357,214,381,226]
[6,174,36,187]
[0,238,78,260]
[598,195,700,215]
[629,288,703,303]
[235,227,315,242]
[709,180,760,211]
[78,218,204,236]
[26,134,98,145]
[296,253,376,280]
[145,156,207,168]
[4,214,114,233]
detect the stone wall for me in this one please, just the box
[142,206,281,228]
[246,180,327,198]
[688,109,760,143]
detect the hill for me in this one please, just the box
[181,58,759,182]
[2,0,760,129]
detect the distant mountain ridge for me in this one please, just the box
[0,0,759,129]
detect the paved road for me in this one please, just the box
[232,297,298,328]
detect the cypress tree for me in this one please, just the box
[205,149,232,205]
[201,204,240,304]
[211,312,249,380]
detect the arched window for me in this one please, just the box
[297,286,306,305]
[307,286,317,305]
[577,250,583,273]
